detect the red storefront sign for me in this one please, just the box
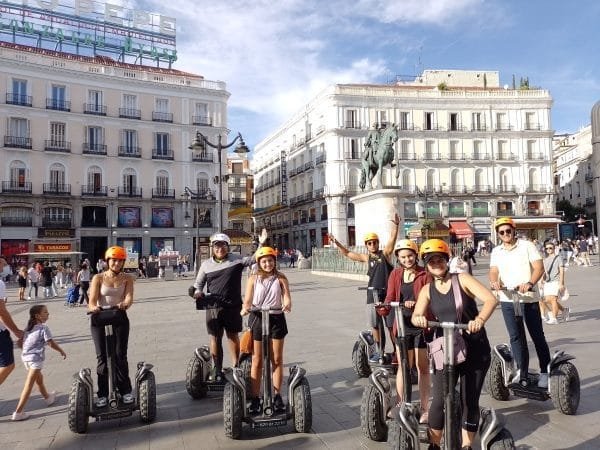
[33,243,72,252]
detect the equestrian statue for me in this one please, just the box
[359,123,399,190]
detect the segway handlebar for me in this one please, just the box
[426,320,469,331]
[86,305,119,315]
[248,305,283,313]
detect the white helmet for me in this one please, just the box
[210,233,231,245]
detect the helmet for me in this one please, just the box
[419,239,451,261]
[363,232,379,243]
[210,233,231,245]
[495,217,515,230]
[394,239,418,255]
[105,246,127,261]
[255,246,277,261]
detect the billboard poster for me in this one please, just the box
[151,207,174,228]
[118,207,141,228]
[151,238,174,256]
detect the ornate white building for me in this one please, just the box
[253,70,557,253]
[0,42,232,267]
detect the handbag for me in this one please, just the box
[427,274,468,371]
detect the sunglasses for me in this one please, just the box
[498,229,513,236]
[545,246,554,250]
[366,241,379,246]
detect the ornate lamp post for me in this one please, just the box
[183,186,204,273]
[188,131,250,232]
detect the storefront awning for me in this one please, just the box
[449,221,474,239]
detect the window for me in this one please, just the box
[449,113,459,131]
[9,161,28,187]
[349,139,359,159]
[345,109,358,128]
[155,98,168,113]
[449,141,459,159]
[232,162,243,174]
[122,168,137,193]
[321,204,328,220]
[399,140,411,159]
[122,130,137,152]
[49,163,65,187]
[11,79,27,104]
[87,166,102,191]
[425,141,435,159]
[123,94,137,109]
[155,133,170,155]
[399,112,410,130]
[156,170,169,193]
[496,112,508,130]
[527,140,536,158]
[347,203,355,218]
[87,126,104,149]
[472,112,483,131]
[525,112,536,130]
[9,117,28,137]
[88,90,103,111]
[50,85,66,109]
[403,202,417,218]
[472,201,488,217]
[196,176,209,195]
[50,122,66,145]
[376,110,387,126]
[473,140,482,159]
[425,112,434,130]
[194,102,209,124]
[44,207,71,221]
[81,206,107,227]
[448,202,465,217]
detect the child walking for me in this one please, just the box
[12,304,66,421]
[240,247,292,414]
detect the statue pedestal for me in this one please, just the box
[351,189,402,245]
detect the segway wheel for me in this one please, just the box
[223,382,243,439]
[352,340,371,378]
[487,427,516,450]
[185,354,208,399]
[485,353,510,401]
[67,379,89,434]
[238,353,252,393]
[139,371,157,424]
[360,383,387,441]
[292,377,312,433]
[387,419,413,450]
[550,361,580,415]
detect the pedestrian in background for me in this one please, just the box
[539,241,569,324]
[27,264,39,300]
[77,263,91,305]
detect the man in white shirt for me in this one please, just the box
[0,256,24,385]
[27,264,39,300]
[489,217,551,388]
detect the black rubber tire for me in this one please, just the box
[67,379,89,434]
[550,361,580,415]
[387,418,413,450]
[139,372,157,424]
[488,427,516,450]
[485,354,510,401]
[185,354,208,399]
[238,353,252,393]
[360,383,387,441]
[223,382,243,439]
[352,340,371,378]
[293,377,313,433]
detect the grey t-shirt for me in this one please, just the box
[543,255,561,282]
[21,323,53,363]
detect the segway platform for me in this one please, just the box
[249,411,288,428]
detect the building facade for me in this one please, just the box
[0,42,232,268]
[252,70,557,254]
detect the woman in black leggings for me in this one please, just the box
[411,239,499,450]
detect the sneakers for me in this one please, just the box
[45,391,56,406]
[122,393,134,404]
[369,352,381,363]
[95,397,108,408]
[562,307,571,322]
[546,318,559,325]
[538,373,549,389]
[11,411,30,421]
[274,393,285,412]
[248,396,261,414]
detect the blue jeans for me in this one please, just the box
[500,301,551,377]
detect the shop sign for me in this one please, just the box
[34,243,72,252]
[38,228,75,238]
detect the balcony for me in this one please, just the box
[152,148,174,160]
[471,125,488,131]
[192,151,214,162]
[82,143,107,155]
[497,185,516,193]
[447,185,469,195]
[119,108,141,119]
[6,93,32,107]
[316,154,326,165]
[527,184,552,193]
[46,98,71,111]
[118,146,142,158]
[497,209,515,216]
[192,115,212,126]
[525,152,545,161]
[152,111,173,123]
[42,218,72,228]
[472,185,492,194]
[398,152,416,161]
[83,103,107,115]
[230,200,248,209]
[314,188,324,199]
[344,121,361,129]
[0,216,32,226]
[496,153,517,161]
[44,140,71,153]
[4,135,32,149]
[81,185,108,196]
[448,153,464,160]
[524,123,541,131]
[43,183,71,195]
[343,151,361,160]
[152,188,175,199]
[1,181,32,194]
[585,172,595,181]
[422,152,442,161]
[495,125,513,131]
[471,153,490,161]
[118,186,143,197]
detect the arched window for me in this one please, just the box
[426,169,436,189]
[475,168,485,190]
[122,167,138,195]
[195,172,209,197]
[9,160,28,188]
[48,162,66,187]
[451,169,461,191]
[86,165,102,193]
[156,169,170,195]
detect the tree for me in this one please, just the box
[556,199,586,222]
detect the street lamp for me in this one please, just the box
[188,131,250,232]
[183,186,202,273]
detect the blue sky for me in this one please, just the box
[134,0,600,150]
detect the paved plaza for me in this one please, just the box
[1,258,599,449]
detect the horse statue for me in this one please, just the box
[359,124,399,190]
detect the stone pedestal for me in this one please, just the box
[350,189,402,245]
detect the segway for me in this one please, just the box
[352,287,397,378]
[222,304,312,439]
[68,306,156,434]
[485,288,580,415]
[185,291,252,399]
[388,321,514,449]
[360,300,427,443]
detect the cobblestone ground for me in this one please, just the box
[0,256,599,449]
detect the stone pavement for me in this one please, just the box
[0,258,599,449]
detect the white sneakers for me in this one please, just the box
[11,411,30,421]
[96,397,108,408]
[538,373,549,389]
[45,391,56,406]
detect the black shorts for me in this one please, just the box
[0,329,15,367]
[206,306,243,336]
[404,330,426,350]
[249,312,288,341]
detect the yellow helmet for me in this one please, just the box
[394,239,418,255]
[255,246,277,261]
[495,217,515,230]
[419,239,450,262]
[363,232,379,243]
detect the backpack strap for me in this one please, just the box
[450,274,463,322]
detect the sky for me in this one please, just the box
[131,0,600,150]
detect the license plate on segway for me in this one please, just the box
[250,417,288,428]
